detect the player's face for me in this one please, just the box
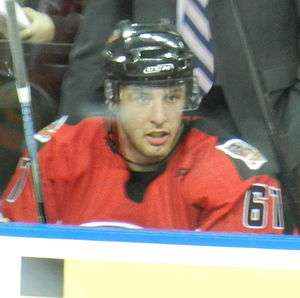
[117,83,186,165]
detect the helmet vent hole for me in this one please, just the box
[140,49,167,59]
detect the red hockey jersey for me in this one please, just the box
[1,118,284,233]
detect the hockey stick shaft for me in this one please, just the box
[5,0,46,223]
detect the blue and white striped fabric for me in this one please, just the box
[177,0,214,97]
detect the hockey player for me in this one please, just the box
[0,20,284,233]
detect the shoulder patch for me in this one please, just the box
[216,138,267,170]
[34,115,68,143]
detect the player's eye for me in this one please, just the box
[164,89,185,103]
[126,89,152,104]
[164,94,179,103]
[136,93,152,104]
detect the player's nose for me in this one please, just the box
[149,98,167,126]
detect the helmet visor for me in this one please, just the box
[106,75,202,112]
[119,82,186,113]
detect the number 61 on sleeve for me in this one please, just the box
[243,184,284,229]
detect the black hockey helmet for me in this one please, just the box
[102,20,201,111]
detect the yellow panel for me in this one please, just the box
[64,260,300,298]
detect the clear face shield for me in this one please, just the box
[104,74,202,113]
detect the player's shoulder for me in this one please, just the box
[34,115,69,144]
[214,138,269,176]
[189,118,277,179]
[34,116,106,146]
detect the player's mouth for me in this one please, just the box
[145,131,170,146]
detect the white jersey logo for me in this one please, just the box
[216,139,267,170]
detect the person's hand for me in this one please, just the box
[19,7,55,43]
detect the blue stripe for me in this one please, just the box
[183,14,212,51]
[182,13,214,83]
[0,223,299,250]
[180,0,214,93]
[190,0,207,17]
[194,57,214,82]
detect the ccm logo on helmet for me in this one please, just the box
[143,63,175,74]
